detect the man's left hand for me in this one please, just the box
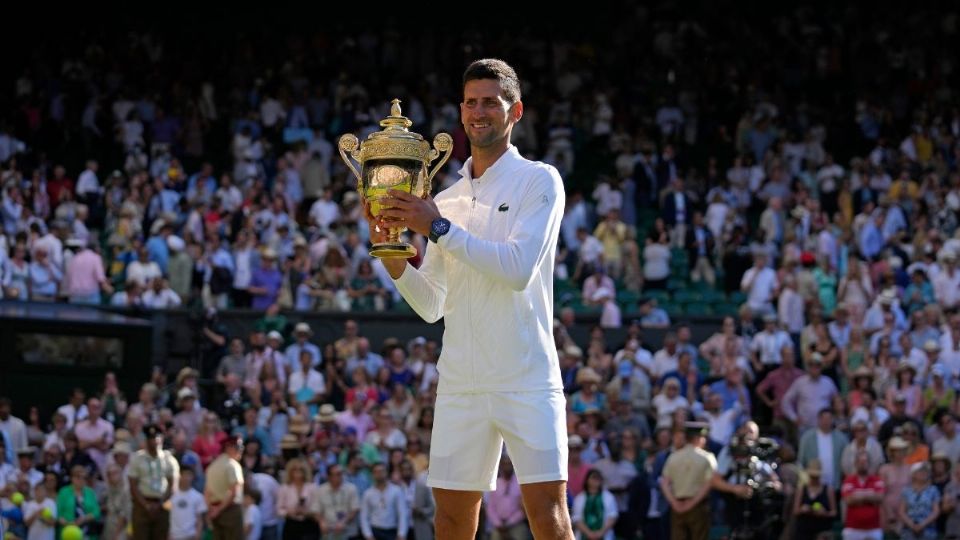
[379,190,441,237]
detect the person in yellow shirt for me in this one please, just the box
[204,435,245,540]
[888,169,920,204]
[593,209,627,279]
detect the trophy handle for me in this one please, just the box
[337,134,363,188]
[422,133,453,198]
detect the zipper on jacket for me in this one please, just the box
[467,180,478,388]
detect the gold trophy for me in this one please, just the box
[338,99,453,258]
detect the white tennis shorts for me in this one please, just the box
[427,390,568,491]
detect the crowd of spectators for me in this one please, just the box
[3,3,960,539]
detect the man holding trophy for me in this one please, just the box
[341,58,571,539]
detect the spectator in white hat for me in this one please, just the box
[285,322,321,373]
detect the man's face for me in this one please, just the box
[344,321,358,338]
[461,79,519,149]
[707,393,722,411]
[781,348,795,367]
[943,415,956,436]
[894,400,906,415]
[88,399,102,419]
[372,464,387,483]
[818,412,834,432]
[0,404,9,420]
[328,466,343,486]
[400,462,414,481]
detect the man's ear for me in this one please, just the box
[511,100,524,123]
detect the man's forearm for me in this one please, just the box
[383,259,406,280]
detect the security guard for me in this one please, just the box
[660,421,751,540]
[204,434,245,540]
[128,424,179,540]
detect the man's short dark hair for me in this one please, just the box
[463,59,521,103]
[818,408,833,418]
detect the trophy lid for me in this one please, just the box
[359,99,431,162]
[369,99,423,141]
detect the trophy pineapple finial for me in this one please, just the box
[381,98,412,130]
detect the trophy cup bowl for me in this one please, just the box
[339,99,453,259]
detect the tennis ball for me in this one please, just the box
[61,524,84,540]
[10,492,24,505]
[41,507,53,519]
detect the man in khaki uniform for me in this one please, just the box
[128,424,179,540]
[660,421,751,540]
[204,435,244,540]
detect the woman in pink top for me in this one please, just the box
[191,412,227,467]
[276,458,320,539]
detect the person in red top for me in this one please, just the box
[46,165,74,210]
[841,449,885,540]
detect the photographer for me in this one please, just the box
[717,421,785,538]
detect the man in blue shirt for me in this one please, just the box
[285,322,322,372]
[708,365,751,413]
[248,249,282,310]
[858,210,884,261]
[345,338,385,383]
[145,221,172,273]
[659,351,704,401]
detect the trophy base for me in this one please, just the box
[369,243,418,259]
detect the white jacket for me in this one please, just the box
[394,146,565,394]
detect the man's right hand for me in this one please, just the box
[362,199,391,245]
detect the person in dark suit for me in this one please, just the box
[662,178,692,248]
[634,144,660,207]
[656,144,680,192]
[685,211,716,286]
